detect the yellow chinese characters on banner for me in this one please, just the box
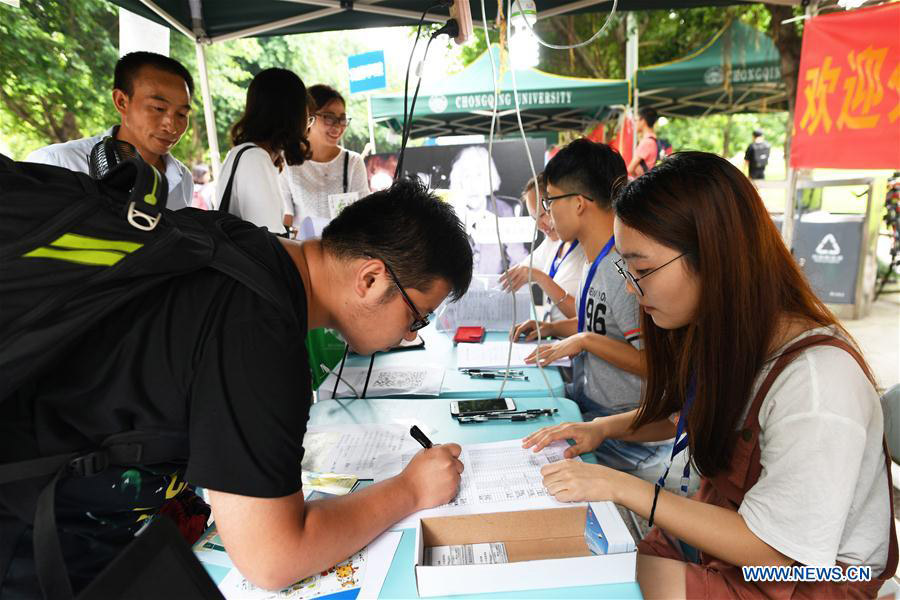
[792,4,900,169]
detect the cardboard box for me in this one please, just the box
[414,502,636,597]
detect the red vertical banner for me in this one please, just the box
[791,4,900,169]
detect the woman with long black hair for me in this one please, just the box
[215,68,310,233]
[524,151,895,598]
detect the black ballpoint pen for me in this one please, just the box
[409,425,433,449]
[469,373,528,380]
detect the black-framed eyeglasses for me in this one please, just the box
[540,192,593,212]
[316,113,351,128]
[382,262,430,332]
[614,254,685,297]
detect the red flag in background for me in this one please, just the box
[791,3,900,169]
[609,112,634,167]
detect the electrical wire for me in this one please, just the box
[504,0,556,399]
[512,0,618,50]
[395,3,442,178]
[396,34,437,177]
[478,0,556,401]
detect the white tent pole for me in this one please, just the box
[137,0,194,38]
[195,40,221,179]
[625,11,639,153]
[366,93,376,156]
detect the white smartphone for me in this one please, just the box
[450,398,516,417]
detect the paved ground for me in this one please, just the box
[842,292,900,393]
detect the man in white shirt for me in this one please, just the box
[27,51,194,210]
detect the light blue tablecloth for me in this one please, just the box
[197,397,642,599]
[339,327,566,399]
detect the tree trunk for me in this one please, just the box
[723,114,733,157]
[765,4,803,163]
[61,111,81,141]
[548,18,603,78]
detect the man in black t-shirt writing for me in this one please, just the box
[744,129,771,181]
[0,179,473,595]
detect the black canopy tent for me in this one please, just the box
[105,0,799,174]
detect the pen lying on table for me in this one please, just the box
[457,408,558,423]
[460,368,525,376]
[468,372,529,381]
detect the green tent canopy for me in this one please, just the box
[636,21,786,117]
[371,45,628,138]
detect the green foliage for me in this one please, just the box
[0,0,119,156]
[0,2,402,165]
[657,112,787,158]
[533,7,771,78]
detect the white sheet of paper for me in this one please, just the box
[456,340,571,369]
[435,275,535,332]
[378,439,583,529]
[216,530,401,600]
[469,217,538,244]
[328,191,360,218]
[301,424,422,479]
[358,530,403,599]
[319,366,444,399]
[298,216,330,241]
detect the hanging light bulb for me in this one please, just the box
[510,0,539,69]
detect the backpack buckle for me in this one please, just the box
[68,451,109,477]
[127,201,161,231]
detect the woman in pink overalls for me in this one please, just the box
[524,151,896,598]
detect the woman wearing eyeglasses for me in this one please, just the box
[524,152,895,598]
[281,85,371,232]
[215,68,310,233]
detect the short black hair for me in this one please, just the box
[639,106,658,128]
[543,139,627,210]
[114,51,194,97]
[231,68,310,167]
[321,178,473,301]
[308,84,346,112]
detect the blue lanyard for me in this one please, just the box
[577,236,615,333]
[656,378,696,494]
[548,239,579,279]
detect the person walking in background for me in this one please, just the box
[215,68,310,233]
[281,84,370,231]
[27,51,194,210]
[744,129,771,181]
[627,107,660,179]
[191,164,215,210]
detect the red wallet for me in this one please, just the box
[453,326,485,344]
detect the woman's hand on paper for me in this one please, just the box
[401,443,464,510]
[521,419,607,458]
[523,333,583,366]
[540,460,622,503]
[510,319,554,342]
[499,266,547,293]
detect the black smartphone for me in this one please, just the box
[449,398,516,417]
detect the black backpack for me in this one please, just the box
[0,153,295,599]
[750,141,771,171]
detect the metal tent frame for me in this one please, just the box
[109,0,797,177]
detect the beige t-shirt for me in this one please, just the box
[738,327,890,571]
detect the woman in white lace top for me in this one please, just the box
[281,85,370,232]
